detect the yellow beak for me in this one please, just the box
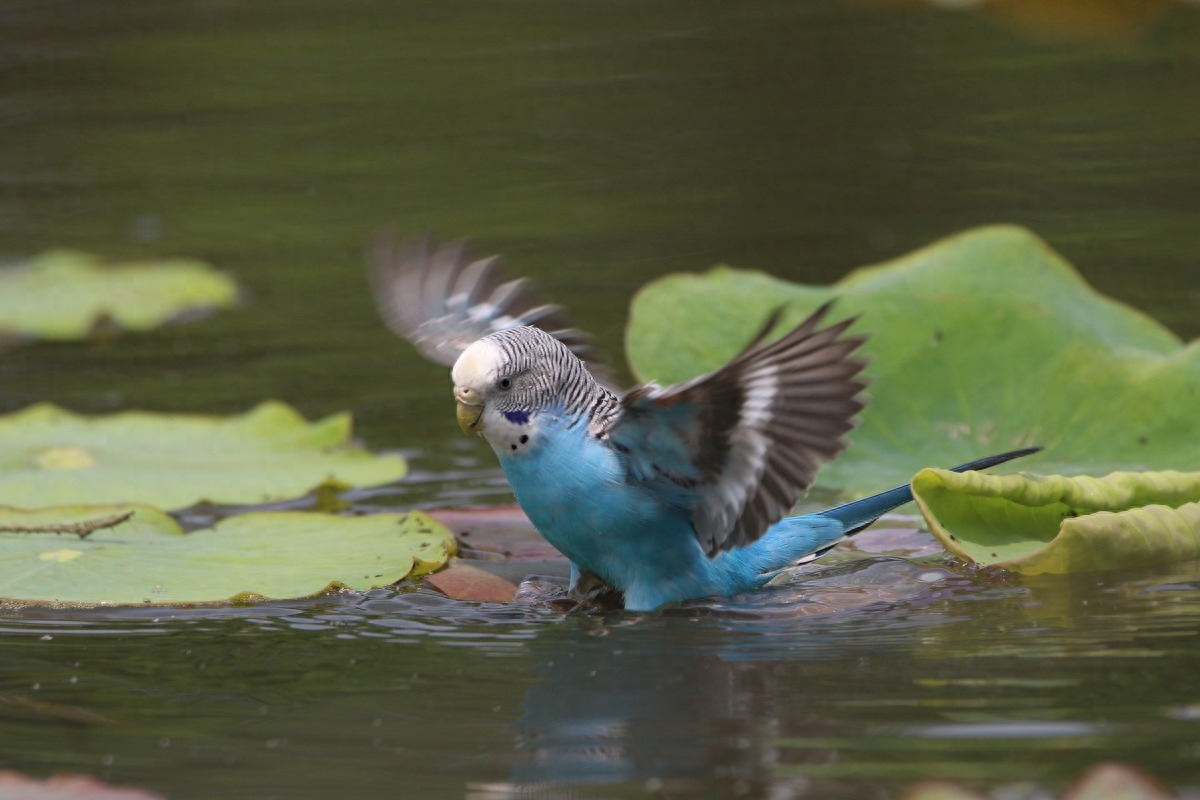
[454,386,485,434]
[456,401,483,434]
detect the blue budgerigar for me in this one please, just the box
[370,233,1036,611]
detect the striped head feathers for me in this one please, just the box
[452,327,616,441]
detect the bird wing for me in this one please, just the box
[367,229,614,384]
[608,303,868,556]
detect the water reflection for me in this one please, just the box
[481,618,792,798]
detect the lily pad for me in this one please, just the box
[898,781,985,800]
[0,505,454,605]
[0,249,238,341]
[898,763,1177,800]
[626,225,1200,493]
[911,468,1200,574]
[0,402,407,510]
[1064,763,1176,800]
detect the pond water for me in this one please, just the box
[2,1,1200,797]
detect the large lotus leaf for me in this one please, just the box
[626,225,1200,493]
[0,249,238,341]
[911,468,1200,574]
[0,402,407,509]
[0,505,453,605]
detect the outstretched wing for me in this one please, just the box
[608,303,868,556]
[368,229,612,382]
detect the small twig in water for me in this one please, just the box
[0,510,135,539]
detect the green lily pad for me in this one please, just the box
[898,781,985,800]
[0,249,238,341]
[911,468,1200,574]
[626,225,1200,493]
[0,505,454,605]
[0,402,407,510]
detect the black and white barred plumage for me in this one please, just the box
[476,327,623,437]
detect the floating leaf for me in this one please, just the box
[0,249,238,341]
[897,762,1177,800]
[897,781,986,800]
[626,226,1200,494]
[424,560,520,603]
[0,401,407,510]
[912,468,1200,574]
[1064,763,1176,800]
[0,772,165,800]
[0,506,454,605]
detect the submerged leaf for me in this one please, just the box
[0,694,122,727]
[912,468,1200,573]
[0,401,407,510]
[626,226,1200,494]
[0,249,238,341]
[424,560,520,603]
[0,506,454,605]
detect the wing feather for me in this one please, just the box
[609,302,868,556]
[367,229,613,384]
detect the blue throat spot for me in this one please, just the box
[503,410,530,425]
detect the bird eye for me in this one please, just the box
[498,377,512,390]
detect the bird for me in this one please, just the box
[369,232,1037,611]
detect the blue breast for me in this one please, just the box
[495,413,758,608]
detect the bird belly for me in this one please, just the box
[495,422,697,598]
[493,417,792,610]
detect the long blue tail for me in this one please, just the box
[815,446,1041,533]
[725,447,1041,587]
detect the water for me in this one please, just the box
[2,1,1199,797]
[4,563,1200,798]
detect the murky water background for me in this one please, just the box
[2,1,1199,797]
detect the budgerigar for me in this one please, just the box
[370,233,1036,611]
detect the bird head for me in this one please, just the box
[451,326,595,438]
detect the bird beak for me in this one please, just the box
[454,386,484,434]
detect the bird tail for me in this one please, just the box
[809,446,1041,546]
[735,446,1042,584]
